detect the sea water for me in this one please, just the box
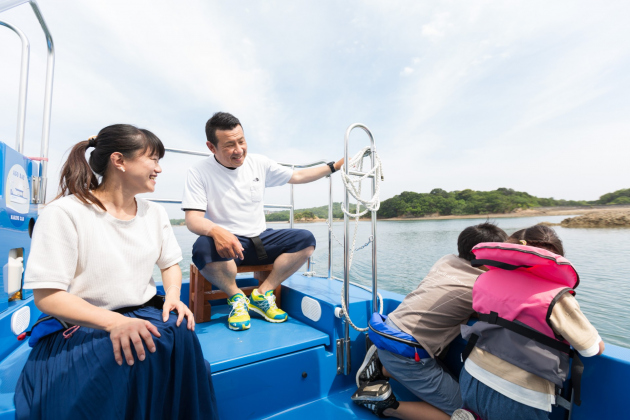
[164,215,630,348]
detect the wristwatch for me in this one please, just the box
[327,161,336,173]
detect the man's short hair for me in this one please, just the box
[457,221,508,261]
[205,112,242,147]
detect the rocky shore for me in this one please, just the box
[560,210,630,228]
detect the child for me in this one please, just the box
[454,225,604,420]
[353,222,507,420]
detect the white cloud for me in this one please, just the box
[401,67,414,76]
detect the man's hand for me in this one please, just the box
[334,157,344,171]
[210,225,245,260]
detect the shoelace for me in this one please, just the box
[229,296,250,318]
[263,293,278,311]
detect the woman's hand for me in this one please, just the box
[163,292,195,331]
[107,315,161,366]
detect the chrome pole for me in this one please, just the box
[164,147,211,157]
[0,21,29,154]
[289,165,295,229]
[343,126,351,375]
[30,0,54,204]
[342,123,378,374]
[328,174,333,279]
[370,138,378,313]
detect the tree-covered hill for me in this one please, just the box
[171,188,630,224]
[377,188,625,218]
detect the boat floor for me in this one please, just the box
[197,304,330,373]
[263,386,377,419]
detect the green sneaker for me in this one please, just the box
[249,289,288,323]
[227,293,251,331]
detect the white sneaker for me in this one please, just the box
[451,409,477,420]
[356,345,387,387]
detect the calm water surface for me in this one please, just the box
[164,215,630,348]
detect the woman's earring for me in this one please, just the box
[120,168,125,173]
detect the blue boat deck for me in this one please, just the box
[0,272,629,419]
[197,304,330,373]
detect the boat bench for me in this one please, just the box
[188,263,281,323]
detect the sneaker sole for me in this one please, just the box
[228,322,251,331]
[249,305,288,323]
[356,344,379,388]
[351,381,392,402]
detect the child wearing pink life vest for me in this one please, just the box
[452,225,605,420]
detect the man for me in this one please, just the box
[351,222,508,420]
[182,112,343,331]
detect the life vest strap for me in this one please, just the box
[478,312,573,356]
[471,259,531,271]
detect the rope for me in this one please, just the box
[337,146,384,332]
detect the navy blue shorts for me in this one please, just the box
[192,228,316,270]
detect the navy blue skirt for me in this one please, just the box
[15,307,218,420]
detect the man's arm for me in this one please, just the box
[288,158,344,184]
[184,211,244,260]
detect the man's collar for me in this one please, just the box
[214,155,237,170]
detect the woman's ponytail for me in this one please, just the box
[56,139,105,210]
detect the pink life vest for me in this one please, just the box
[472,242,579,340]
[460,242,580,389]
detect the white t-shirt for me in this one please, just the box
[181,153,293,237]
[23,195,183,311]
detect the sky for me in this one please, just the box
[1,0,629,218]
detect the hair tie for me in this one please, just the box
[87,135,97,148]
[520,240,527,245]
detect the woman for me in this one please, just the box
[454,225,605,420]
[15,124,218,419]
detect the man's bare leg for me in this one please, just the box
[200,260,240,296]
[381,365,450,420]
[383,402,450,420]
[258,246,314,294]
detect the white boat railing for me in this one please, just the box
[0,0,55,205]
[151,148,335,278]
[0,21,29,154]
[341,123,379,375]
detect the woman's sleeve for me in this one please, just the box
[156,206,183,270]
[23,205,78,291]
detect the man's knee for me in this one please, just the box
[289,229,316,254]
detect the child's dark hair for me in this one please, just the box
[506,225,565,256]
[56,124,164,211]
[458,222,508,261]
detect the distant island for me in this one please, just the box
[170,188,630,224]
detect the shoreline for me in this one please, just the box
[172,206,630,226]
[384,206,630,222]
[265,206,630,223]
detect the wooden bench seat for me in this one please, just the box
[189,264,281,323]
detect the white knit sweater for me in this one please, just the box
[24,195,182,310]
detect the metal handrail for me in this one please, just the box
[0,21,29,154]
[0,0,55,204]
[30,0,55,204]
[155,149,335,276]
[342,123,378,375]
